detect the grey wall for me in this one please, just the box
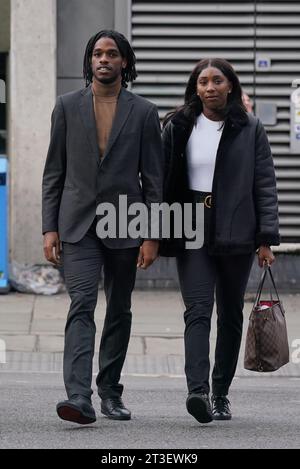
[134,255,300,294]
[0,0,10,52]
[10,0,56,264]
[57,0,115,95]
[0,0,9,152]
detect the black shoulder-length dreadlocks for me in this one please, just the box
[83,30,137,88]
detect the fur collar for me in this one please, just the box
[170,108,249,131]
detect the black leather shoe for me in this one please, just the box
[186,393,213,424]
[211,395,232,420]
[101,397,131,420]
[56,395,96,425]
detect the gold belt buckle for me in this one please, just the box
[204,195,212,208]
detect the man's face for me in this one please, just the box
[91,37,127,85]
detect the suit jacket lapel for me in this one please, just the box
[102,87,134,162]
[79,85,101,167]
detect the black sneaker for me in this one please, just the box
[211,395,232,420]
[186,393,213,424]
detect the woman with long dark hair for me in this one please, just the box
[162,59,280,424]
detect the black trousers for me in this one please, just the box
[176,196,254,396]
[61,219,139,400]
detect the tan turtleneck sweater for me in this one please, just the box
[92,79,122,159]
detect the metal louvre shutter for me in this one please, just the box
[131,0,300,243]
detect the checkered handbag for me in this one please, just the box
[244,265,289,372]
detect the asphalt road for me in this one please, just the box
[0,372,299,449]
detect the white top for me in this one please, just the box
[186,113,224,192]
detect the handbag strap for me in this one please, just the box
[267,265,280,302]
[254,267,267,307]
[254,264,280,307]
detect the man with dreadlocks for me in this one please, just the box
[42,30,164,424]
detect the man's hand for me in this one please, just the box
[43,231,61,265]
[257,245,275,268]
[137,240,159,269]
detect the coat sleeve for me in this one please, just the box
[42,97,67,234]
[139,104,164,239]
[254,119,280,247]
[162,121,173,199]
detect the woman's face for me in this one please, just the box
[196,66,233,112]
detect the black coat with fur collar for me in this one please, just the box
[160,110,280,256]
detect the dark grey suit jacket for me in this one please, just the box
[42,85,164,248]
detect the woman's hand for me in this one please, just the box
[257,245,275,268]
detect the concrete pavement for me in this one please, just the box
[0,290,299,377]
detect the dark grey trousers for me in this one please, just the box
[61,220,139,400]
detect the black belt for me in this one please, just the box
[189,190,212,208]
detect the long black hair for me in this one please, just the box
[83,30,137,88]
[164,58,247,127]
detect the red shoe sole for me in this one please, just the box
[57,404,96,425]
